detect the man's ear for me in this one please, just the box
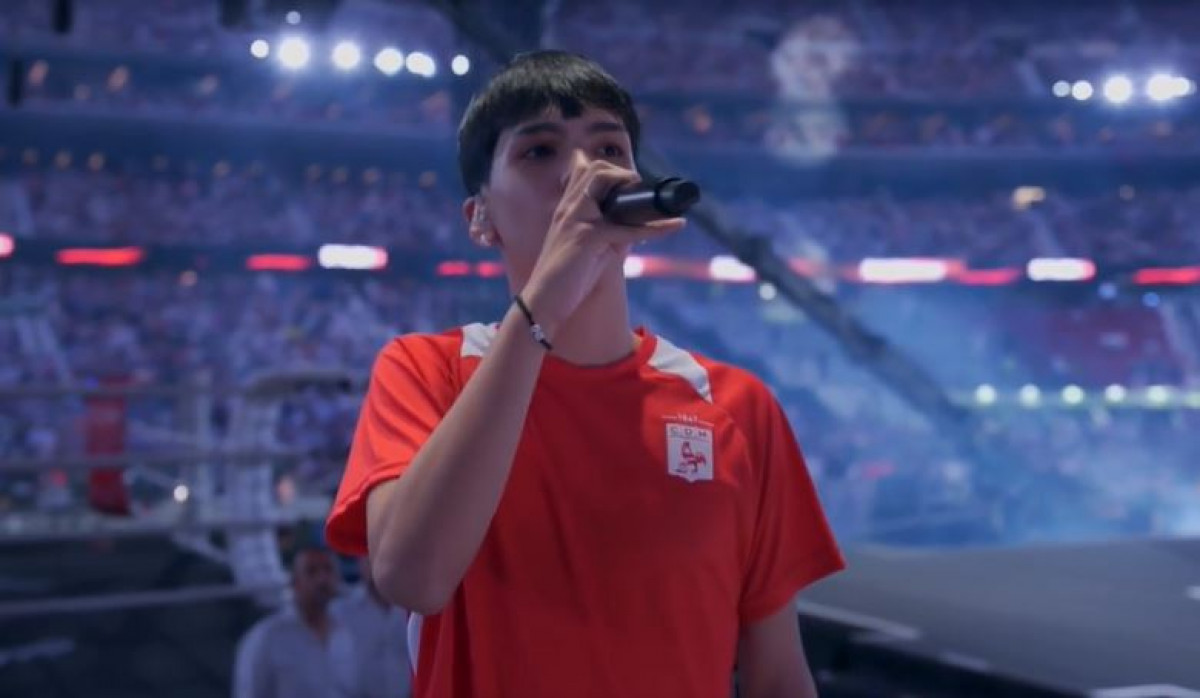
[463,195,498,248]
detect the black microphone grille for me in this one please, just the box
[656,178,701,215]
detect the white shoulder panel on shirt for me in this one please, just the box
[648,334,714,403]
[461,325,713,403]
[460,322,498,358]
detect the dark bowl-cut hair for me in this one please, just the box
[457,50,641,196]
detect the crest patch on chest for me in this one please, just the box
[665,422,714,483]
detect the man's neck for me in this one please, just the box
[535,275,638,367]
[297,602,330,640]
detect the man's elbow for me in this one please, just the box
[370,556,452,615]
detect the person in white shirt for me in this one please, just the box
[233,546,341,698]
[331,557,413,698]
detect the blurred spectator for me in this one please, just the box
[233,545,342,698]
[331,557,413,698]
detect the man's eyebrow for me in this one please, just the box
[511,121,627,137]
[586,121,627,134]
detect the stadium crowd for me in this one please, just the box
[1,265,1196,544]
[2,0,1199,548]
[8,162,1200,266]
[6,0,1200,100]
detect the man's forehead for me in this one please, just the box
[504,106,627,136]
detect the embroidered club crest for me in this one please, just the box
[666,422,714,483]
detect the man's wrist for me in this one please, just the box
[512,290,555,351]
[516,284,560,340]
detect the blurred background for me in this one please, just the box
[1,0,1199,697]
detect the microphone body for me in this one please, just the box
[599,177,701,226]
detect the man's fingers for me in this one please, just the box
[560,158,639,200]
[600,217,686,246]
[582,167,641,204]
[642,218,687,233]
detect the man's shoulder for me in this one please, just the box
[379,325,472,359]
[378,323,496,366]
[648,333,775,410]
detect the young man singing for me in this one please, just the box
[326,50,845,698]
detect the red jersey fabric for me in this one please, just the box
[326,324,845,698]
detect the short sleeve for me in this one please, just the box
[738,392,845,625]
[325,336,458,556]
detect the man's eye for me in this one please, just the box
[522,144,555,160]
[599,144,625,158]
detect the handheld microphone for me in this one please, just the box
[599,177,701,226]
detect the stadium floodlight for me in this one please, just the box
[1102,75,1133,104]
[286,10,301,25]
[250,39,270,59]
[277,36,311,70]
[1071,80,1093,101]
[975,384,997,406]
[1052,80,1071,98]
[406,51,437,78]
[452,55,471,76]
[1147,73,1193,102]
[1147,385,1171,405]
[1147,73,1178,102]
[758,283,777,301]
[1018,385,1041,407]
[374,47,405,76]
[331,40,362,71]
[1104,384,1127,403]
[1062,385,1085,405]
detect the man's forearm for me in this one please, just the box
[367,302,548,613]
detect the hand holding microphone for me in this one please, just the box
[521,162,697,338]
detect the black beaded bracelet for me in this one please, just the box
[513,294,553,352]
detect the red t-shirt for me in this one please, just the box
[326,324,845,698]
